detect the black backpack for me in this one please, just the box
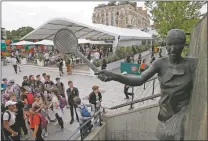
[56,82,64,90]
[1,111,11,127]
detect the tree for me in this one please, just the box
[145,1,205,38]
[6,26,34,40]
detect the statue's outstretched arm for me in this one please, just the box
[96,59,161,86]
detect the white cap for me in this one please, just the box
[122,71,127,75]
[5,100,17,107]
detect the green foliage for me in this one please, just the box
[145,1,204,38]
[181,46,189,57]
[37,54,44,62]
[115,47,127,59]
[92,59,102,67]
[93,45,151,67]
[126,47,133,55]
[5,52,10,57]
[153,42,159,47]
[6,26,34,40]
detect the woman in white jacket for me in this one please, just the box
[50,89,64,131]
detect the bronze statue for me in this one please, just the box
[95,29,198,140]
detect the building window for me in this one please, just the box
[116,20,118,24]
[111,20,114,26]
[117,12,119,15]
[126,17,128,25]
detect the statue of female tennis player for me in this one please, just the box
[95,29,198,140]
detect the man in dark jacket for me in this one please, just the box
[89,85,102,111]
[66,81,79,124]
[89,85,103,126]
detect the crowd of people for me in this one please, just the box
[1,73,103,141]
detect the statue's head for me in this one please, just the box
[166,29,186,60]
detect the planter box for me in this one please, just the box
[106,59,125,71]
[90,67,101,77]
[37,59,44,67]
[20,58,27,64]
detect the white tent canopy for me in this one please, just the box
[34,40,54,46]
[78,39,112,45]
[21,18,152,41]
[90,24,153,40]
[21,18,117,41]
[10,41,35,46]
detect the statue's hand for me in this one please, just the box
[94,70,115,82]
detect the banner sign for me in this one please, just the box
[120,62,149,75]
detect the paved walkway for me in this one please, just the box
[2,48,167,140]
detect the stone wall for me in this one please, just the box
[103,104,160,140]
[184,14,207,140]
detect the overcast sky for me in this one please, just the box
[2,1,207,31]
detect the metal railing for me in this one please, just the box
[127,76,158,109]
[109,93,161,110]
[67,109,102,141]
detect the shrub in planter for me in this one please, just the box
[154,42,159,47]
[111,55,119,62]
[92,59,101,67]
[106,55,114,63]
[115,46,126,59]
[126,47,133,55]
[132,46,137,55]
[37,55,44,62]
[106,55,120,64]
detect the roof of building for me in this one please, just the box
[21,18,152,41]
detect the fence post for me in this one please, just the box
[143,83,146,89]
[99,110,102,126]
[130,87,134,109]
[152,79,155,95]
[80,127,84,141]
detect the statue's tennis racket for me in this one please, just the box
[53,28,99,73]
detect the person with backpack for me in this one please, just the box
[44,75,54,93]
[32,94,49,137]
[74,97,95,138]
[27,106,45,141]
[22,76,30,87]
[9,93,29,140]
[29,75,36,94]
[50,88,64,131]
[55,77,66,98]
[2,78,8,89]
[3,100,20,141]
[9,80,21,102]
[24,89,34,108]
[35,75,45,92]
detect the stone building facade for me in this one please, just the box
[1,28,7,40]
[92,2,150,28]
